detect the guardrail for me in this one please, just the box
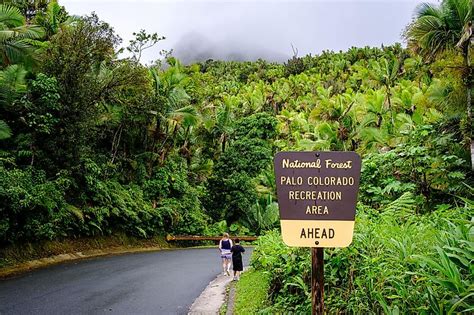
[166,235,258,242]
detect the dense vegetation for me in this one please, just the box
[0,0,472,311]
[251,203,472,313]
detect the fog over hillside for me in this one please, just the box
[62,0,425,64]
[172,32,291,64]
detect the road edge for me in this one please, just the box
[188,273,234,314]
[189,266,250,315]
[0,245,217,279]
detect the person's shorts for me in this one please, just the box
[221,253,231,259]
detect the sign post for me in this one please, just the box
[274,151,361,314]
[312,247,324,315]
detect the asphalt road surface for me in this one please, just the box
[0,247,253,315]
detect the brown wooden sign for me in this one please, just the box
[274,151,361,247]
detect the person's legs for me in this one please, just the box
[225,257,231,275]
[222,257,227,274]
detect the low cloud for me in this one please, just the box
[172,32,291,64]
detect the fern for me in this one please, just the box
[66,204,84,221]
[0,120,11,139]
[383,192,417,215]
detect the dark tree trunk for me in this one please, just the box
[463,48,473,170]
[222,133,227,153]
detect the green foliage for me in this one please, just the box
[234,112,278,140]
[0,64,27,105]
[206,171,257,222]
[411,219,474,313]
[404,0,473,168]
[284,55,306,77]
[32,0,72,39]
[215,138,273,177]
[21,73,60,134]
[250,201,473,314]
[361,124,469,210]
[206,113,277,223]
[82,180,160,238]
[34,13,120,170]
[250,230,311,313]
[0,4,45,67]
[0,119,11,139]
[79,156,208,237]
[404,0,472,60]
[0,64,27,141]
[0,12,472,315]
[0,165,69,243]
[205,220,228,236]
[234,269,271,315]
[242,195,279,235]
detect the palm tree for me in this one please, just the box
[405,0,473,169]
[0,63,27,139]
[215,96,235,153]
[2,0,49,21]
[148,59,198,167]
[33,0,76,39]
[0,4,44,67]
[369,55,400,127]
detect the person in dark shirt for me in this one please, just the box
[230,238,245,281]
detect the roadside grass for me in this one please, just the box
[219,284,231,315]
[234,269,270,314]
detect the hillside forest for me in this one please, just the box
[0,0,473,313]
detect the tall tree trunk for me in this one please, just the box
[468,86,473,171]
[386,85,395,129]
[222,133,227,153]
[110,124,123,163]
[463,48,473,170]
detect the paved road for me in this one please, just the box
[0,247,253,315]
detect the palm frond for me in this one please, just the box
[407,0,472,58]
[0,5,25,27]
[9,25,45,40]
[169,105,198,127]
[415,3,444,20]
[3,39,34,65]
[0,64,26,105]
[167,87,190,109]
[0,63,27,89]
[359,127,388,149]
[0,119,12,139]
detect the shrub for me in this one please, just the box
[249,200,473,313]
[0,166,69,243]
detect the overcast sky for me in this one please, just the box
[61,0,427,64]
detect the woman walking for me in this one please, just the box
[219,233,233,275]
